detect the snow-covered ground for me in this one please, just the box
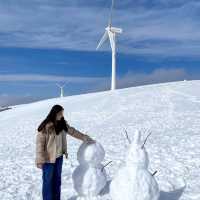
[0,80,200,200]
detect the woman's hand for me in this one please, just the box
[64,152,68,159]
[84,135,96,144]
[36,163,43,169]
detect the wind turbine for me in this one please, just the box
[96,0,122,90]
[56,83,66,98]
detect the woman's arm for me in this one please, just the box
[35,131,46,167]
[67,125,89,141]
[66,122,94,142]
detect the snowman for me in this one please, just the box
[72,141,108,200]
[110,129,160,200]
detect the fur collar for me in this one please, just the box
[45,122,54,129]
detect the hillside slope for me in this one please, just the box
[0,80,200,200]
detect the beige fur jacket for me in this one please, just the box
[35,121,89,165]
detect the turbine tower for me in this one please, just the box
[56,83,66,98]
[96,0,122,90]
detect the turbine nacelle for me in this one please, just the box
[106,26,123,34]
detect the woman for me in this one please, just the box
[35,104,95,200]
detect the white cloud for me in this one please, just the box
[93,67,198,90]
[0,73,107,83]
[117,68,188,88]
[0,94,42,107]
[0,1,200,56]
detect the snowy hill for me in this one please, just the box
[0,80,200,200]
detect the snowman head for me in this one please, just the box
[125,129,150,169]
[77,141,105,166]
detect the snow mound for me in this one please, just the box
[0,80,199,199]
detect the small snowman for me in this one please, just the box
[72,141,108,200]
[110,129,160,200]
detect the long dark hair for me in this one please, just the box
[37,104,68,135]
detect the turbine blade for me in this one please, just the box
[108,31,115,51]
[62,82,67,88]
[108,0,115,27]
[96,31,108,50]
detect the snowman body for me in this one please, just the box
[72,142,107,199]
[110,130,160,200]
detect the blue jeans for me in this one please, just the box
[42,155,63,200]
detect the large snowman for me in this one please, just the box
[72,141,108,200]
[110,129,160,200]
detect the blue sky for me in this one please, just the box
[0,0,200,106]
